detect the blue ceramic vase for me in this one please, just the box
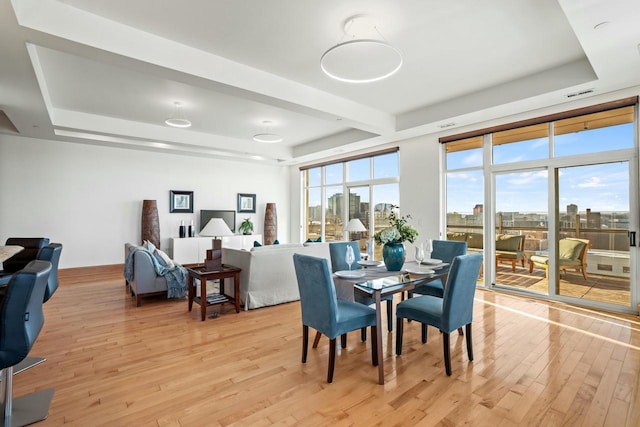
[383,242,405,271]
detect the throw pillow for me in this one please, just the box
[154,249,175,268]
[143,240,156,252]
[274,239,279,245]
[254,241,262,247]
[305,238,312,243]
[315,237,322,242]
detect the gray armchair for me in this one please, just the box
[124,243,187,306]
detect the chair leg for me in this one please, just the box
[328,338,336,383]
[361,327,367,342]
[341,334,347,349]
[465,324,474,361]
[312,331,322,348]
[2,366,14,426]
[396,318,403,355]
[371,325,378,366]
[511,260,516,272]
[386,299,393,332]
[302,325,309,363]
[458,327,464,336]
[421,323,427,344]
[529,260,534,273]
[582,267,588,280]
[443,332,452,376]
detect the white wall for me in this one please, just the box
[0,135,290,268]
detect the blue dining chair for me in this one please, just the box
[409,240,467,298]
[0,260,54,426]
[395,253,482,376]
[293,253,378,383]
[37,243,63,303]
[329,242,394,335]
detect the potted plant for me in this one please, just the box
[373,205,418,271]
[239,218,254,235]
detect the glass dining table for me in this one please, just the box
[333,260,450,385]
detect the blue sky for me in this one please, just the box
[447,124,633,214]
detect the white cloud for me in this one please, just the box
[577,177,605,188]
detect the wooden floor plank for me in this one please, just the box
[8,268,640,426]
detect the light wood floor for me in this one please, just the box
[11,265,640,426]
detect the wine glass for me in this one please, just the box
[424,239,433,261]
[415,243,425,272]
[345,245,355,271]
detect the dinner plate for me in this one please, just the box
[334,270,366,279]
[420,258,442,265]
[404,267,435,276]
[357,260,383,267]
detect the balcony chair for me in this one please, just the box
[396,253,483,376]
[529,238,589,280]
[293,254,377,383]
[0,260,55,426]
[0,237,50,286]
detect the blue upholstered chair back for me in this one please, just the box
[37,243,63,303]
[440,253,482,332]
[433,240,467,263]
[293,254,339,336]
[329,241,361,272]
[0,260,51,369]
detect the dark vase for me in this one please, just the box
[141,200,161,249]
[264,203,277,245]
[382,242,405,271]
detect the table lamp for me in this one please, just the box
[344,218,367,241]
[199,218,234,270]
[200,218,234,238]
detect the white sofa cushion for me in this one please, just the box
[222,243,331,310]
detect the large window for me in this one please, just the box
[301,149,399,258]
[442,98,637,313]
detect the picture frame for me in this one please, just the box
[237,193,256,213]
[170,190,194,213]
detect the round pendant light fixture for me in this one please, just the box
[165,102,192,128]
[321,15,402,84]
[253,121,283,143]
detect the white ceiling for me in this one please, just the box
[1,0,640,165]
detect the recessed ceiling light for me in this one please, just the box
[165,102,192,128]
[253,121,283,143]
[593,21,611,30]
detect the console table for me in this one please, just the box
[186,264,241,321]
[171,234,262,264]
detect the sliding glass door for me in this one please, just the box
[555,162,631,306]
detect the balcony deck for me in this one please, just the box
[494,263,630,307]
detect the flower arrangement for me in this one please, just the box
[374,205,418,245]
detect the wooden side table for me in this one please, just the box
[186,264,241,321]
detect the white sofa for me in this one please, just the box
[222,242,331,310]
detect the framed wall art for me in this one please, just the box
[170,190,194,213]
[237,193,256,213]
